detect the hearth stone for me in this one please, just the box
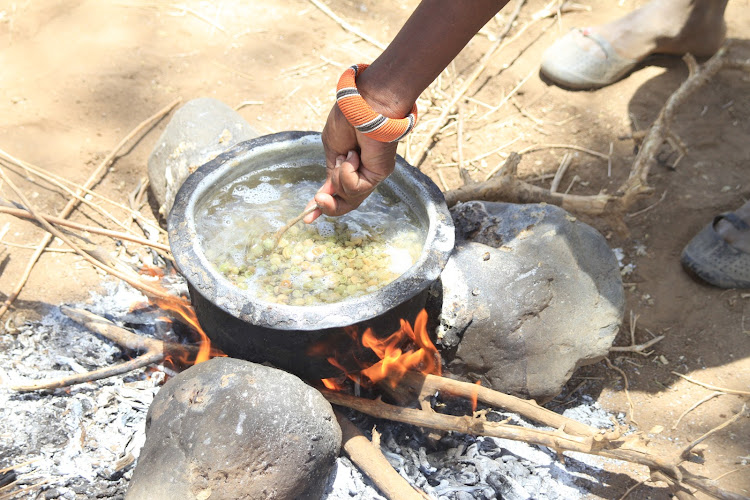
[147,98,258,219]
[127,357,341,500]
[433,201,624,400]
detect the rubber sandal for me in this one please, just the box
[681,212,750,289]
[540,28,639,89]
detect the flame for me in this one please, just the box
[322,378,344,391]
[140,265,165,278]
[471,380,481,412]
[151,294,218,364]
[139,269,225,367]
[321,309,441,390]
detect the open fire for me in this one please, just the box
[317,309,441,391]
[139,270,226,368]
[151,294,225,366]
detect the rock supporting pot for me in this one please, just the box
[168,131,454,379]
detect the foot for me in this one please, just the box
[681,200,750,289]
[575,0,726,61]
[541,0,727,89]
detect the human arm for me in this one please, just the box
[305,0,510,222]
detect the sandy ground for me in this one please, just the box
[0,0,748,498]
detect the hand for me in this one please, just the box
[303,104,398,223]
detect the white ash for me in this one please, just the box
[2,279,629,499]
[612,248,635,276]
[0,280,163,499]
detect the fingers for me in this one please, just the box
[315,152,368,217]
[302,199,322,223]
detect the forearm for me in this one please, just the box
[358,0,509,117]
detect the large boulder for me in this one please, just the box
[127,357,341,500]
[434,202,624,400]
[148,98,258,218]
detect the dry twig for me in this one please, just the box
[0,479,52,500]
[0,205,171,253]
[677,404,748,462]
[0,98,180,319]
[605,358,637,426]
[618,478,648,500]
[549,152,572,193]
[671,371,750,397]
[408,0,528,167]
[616,44,740,212]
[671,392,725,430]
[518,143,610,160]
[0,143,166,237]
[626,190,668,219]
[0,168,169,299]
[610,311,665,355]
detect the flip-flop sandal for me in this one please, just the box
[681,212,750,289]
[540,28,640,90]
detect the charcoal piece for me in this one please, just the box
[0,470,16,488]
[43,488,61,499]
[147,98,258,219]
[127,357,341,500]
[435,202,624,401]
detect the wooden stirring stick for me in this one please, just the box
[271,205,318,252]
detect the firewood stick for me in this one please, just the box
[334,411,428,500]
[9,351,165,392]
[325,390,595,450]
[0,204,171,253]
[0,98,181,319]
[401,372,597,438]
[321,389,683,479]
[444,153,611,215]
[679,468,750,500]
[10,307,197,392]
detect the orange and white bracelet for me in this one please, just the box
[336,64,418,143]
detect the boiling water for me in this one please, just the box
[195,164,425,305]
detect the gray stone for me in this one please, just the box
[435,202,624,400]
[127,357,341,500]
[147,98,258,218]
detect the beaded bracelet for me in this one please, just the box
[336,64,418,143]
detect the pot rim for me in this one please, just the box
[168,131,454,331]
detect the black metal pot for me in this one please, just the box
[168,131,454,380]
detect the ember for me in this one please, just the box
[320,309,441,390]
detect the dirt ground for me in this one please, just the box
[1,0,748,498]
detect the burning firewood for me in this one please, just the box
[9,306,214,392]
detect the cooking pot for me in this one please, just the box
[168,131,454,379]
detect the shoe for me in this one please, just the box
[681,212,750,289]
[540,28,640,89]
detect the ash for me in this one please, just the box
[0,281,166,499]
[1,280,625,499]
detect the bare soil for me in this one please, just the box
[0,1,748,498]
